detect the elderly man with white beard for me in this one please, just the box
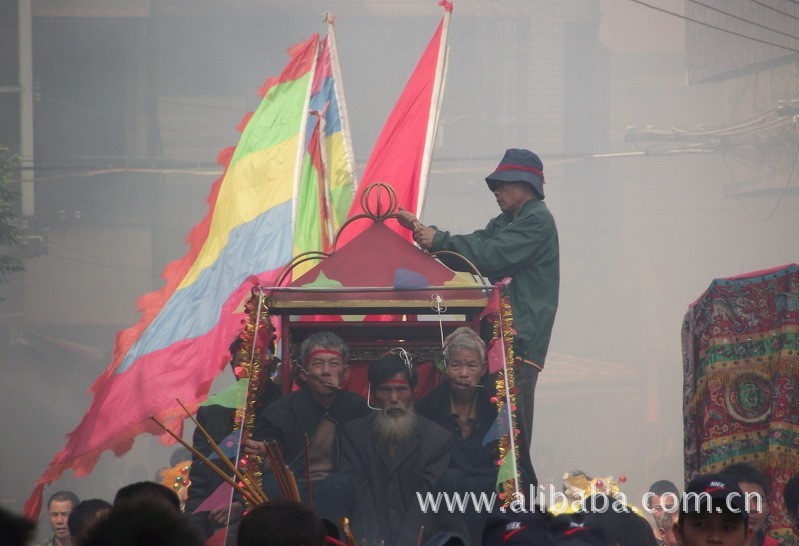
[340,353,452,546]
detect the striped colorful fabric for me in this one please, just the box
[293,34,356,278]
[683,263,799,545]
[24,34,321,519]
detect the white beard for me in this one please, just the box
[373,405,417,450]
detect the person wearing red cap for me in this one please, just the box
[397,148,559,480]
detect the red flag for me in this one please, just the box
[335,17,447,248]
[487,339,505,374]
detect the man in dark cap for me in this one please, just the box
[581,494,658,546]
[550,512,609,546]
[397,148,559,480]
[675,473,752,546]
[481,510,553,546]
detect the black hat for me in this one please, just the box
[680,473,748,521]
[550,513,609,546]
[481,511,553,546]
[581,495,658,546]
[485,148,545,199]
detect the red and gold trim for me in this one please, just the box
[493,288,521,505]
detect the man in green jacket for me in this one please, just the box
[397,148,559,482]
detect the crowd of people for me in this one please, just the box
[6,463,799,546]
[7,327,799,546]
[237,328,513,545]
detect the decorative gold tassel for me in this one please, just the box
[235,286,276,505]
[493,288,521,505]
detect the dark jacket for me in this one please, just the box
[340,413,452,546]
[185,380,281,530]
[253,387,370,472]
[415,382,498,479]
[430,199,559,366]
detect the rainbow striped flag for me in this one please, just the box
[24,33,347,518]
[25,4,450,516]
[293,33,356,277]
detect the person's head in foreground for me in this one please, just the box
[82,503,204,546]
[113,480,182,513]
[67,499,112,546]
[0,506,35,546]
[675,473,752,546]
[237,499,326,546]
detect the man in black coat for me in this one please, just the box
[185,338,281,540]
[417,328,538,543]
[341,353,452,546]
[243,331,369,523]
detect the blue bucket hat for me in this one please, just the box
[485,148,545,199]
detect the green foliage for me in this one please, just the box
[0,147,25,284]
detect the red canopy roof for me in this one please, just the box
[267,222,490,315]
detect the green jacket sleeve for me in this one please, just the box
[430,207,556,280]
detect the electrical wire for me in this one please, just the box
[625,0,799,53]
[47,250,152,273]
[626,108,793,141]
[29,168,218,184]
[48,239,146,269]
[688,0,799,42]
[724,141,798,222]
[750,0,799,22]
[662,109,778,136]
[40,95,239,144]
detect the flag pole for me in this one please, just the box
[415,1,452,218]
[325,12,358,192]
[291,37,322,236]
[316,111,335,249]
